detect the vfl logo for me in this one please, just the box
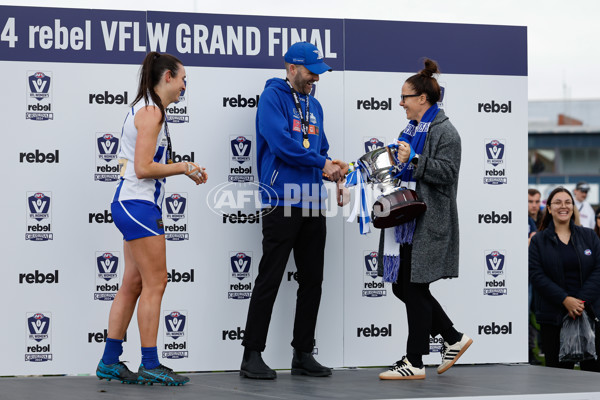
[97,134,119,160]
[364,252,378,279]
[165,194,187,221]
[28,72,51,100]
[231,253,251,280]
[364,138,384,153]
[97,252,118,281]
[314,49,324,60]
[486,251,504,278]
[486,140,504,167]
[231,136,252,163]
[28,313,50,342]
[165,311,186,339]
[28,193,50,221]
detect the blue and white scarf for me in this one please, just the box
[382,103,440,282]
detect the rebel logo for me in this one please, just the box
[19,270,59,284]
[478,322,512,335]
[89,91,128,105]
[89,210,113,223]
[357,97,392,110]
[222,210,261,224]
[88,329,128,343]
[478,100,512,113]
[364,138,384,153]
[231,253,251,281]
[20,150,59,164]
[167,269,195,283]
[171,151,195,163]
[223,94,260,108]
[478,211,512,224]
[222,327,245,340]
[357,324,392,337]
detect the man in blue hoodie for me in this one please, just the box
[240,41,344,379]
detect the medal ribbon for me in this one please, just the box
[164,116,173,164]
[285,78,310,147]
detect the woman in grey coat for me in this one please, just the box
[378,59,472,380]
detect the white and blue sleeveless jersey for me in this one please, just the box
[113,100,168,207]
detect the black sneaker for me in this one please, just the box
[137,364,190,386]
[240,349,277,379]
[96,359,139,384]
[291,349,332,377]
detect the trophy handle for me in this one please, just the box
[386,146,397,166]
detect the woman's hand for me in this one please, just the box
[336,179,350,207]
[396,141,412,164]
[563,296,585,319]
[183,162,208,185]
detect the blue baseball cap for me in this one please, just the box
[284,42,332,74]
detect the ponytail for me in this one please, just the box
[132,51,183,124]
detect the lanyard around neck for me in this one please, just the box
[163,116,173,164]
[285,78,310,142]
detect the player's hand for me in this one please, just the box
[183,162,207,185]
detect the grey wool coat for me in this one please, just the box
[378,109,462,284]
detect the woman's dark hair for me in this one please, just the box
[539,187,576,231]
[132,51,183,123]
[405,58,441,104]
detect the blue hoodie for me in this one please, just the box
[256,78,330,209]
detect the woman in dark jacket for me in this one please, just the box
[529,186,600,370]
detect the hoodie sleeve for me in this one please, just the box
[257,88,327,169]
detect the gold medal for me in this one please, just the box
[303,138,310,149]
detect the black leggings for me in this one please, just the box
[391,244,455,355]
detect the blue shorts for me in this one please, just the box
[111,200,164,241]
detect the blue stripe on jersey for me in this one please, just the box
[113,178,124,203]
[153,179,162,205]
[154,146,165,163]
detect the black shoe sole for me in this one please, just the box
[291,368,332,377]
[239,369,277,379]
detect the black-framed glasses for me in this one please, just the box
[401,94,421,102]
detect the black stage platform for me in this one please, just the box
[3,364,600,400]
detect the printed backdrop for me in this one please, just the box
[0,6,528,375]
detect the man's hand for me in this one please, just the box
[332,159,349,176]
[322,159,343,182]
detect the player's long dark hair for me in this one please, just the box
[132,51,183,124]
